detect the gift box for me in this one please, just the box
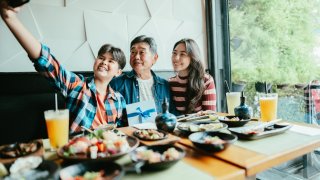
[126,100,157,127]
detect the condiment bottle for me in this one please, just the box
[234,91,251,119]
[155,98,177,132]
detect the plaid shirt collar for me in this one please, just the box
[87,77,118,101]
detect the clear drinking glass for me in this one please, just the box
[259,93,278,122]
[44,109,69,149]
[226,92,241,115]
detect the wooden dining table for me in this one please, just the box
[177,118,320,179]
[2,116,320,180]
[40,126,246,180]
[117,126,246,180]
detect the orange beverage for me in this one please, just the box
[44,109,69,149]
[259,93,278,122]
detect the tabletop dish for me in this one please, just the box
[57,130,139,162]
[177,121,227,134]
[2,156,58,179]
[218,116,251,127]
[0,141,42,159]
[189,132,237,152]
[59,161,123,180]
[133,129,168,141]
[130,145,186,171]
[229,123,292,140]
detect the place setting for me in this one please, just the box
[57,100,187,179]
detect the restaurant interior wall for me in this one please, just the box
[0,0,208,73]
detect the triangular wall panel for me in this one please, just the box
[84,10,128,59]
[64,41,95,71]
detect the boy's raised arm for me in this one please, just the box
[0,2,41,60]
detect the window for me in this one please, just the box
[228,0,320,123]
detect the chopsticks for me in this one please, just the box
[252,119,282,131]
[81,126,94,133]
[177,111,217,122]
[177,115,211,122]
[177,114,197,122]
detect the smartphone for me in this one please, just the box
[8,0,30,8]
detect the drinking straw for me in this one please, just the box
[55,93,58,111]
[225,80,231,92]
[265,82,268,94]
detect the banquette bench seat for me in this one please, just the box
[0,71,174,145]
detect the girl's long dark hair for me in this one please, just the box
[173,39,205,113]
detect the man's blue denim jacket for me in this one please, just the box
[110,70,176,114]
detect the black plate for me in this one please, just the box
[229,124,292,140]
[189,132,237,152]
[57,136,139,162]
[177,121,228,134]
[4,158,59,179]
[0,140,42,158]
[59,161,123,180]
[133,129,168,141]
[130,145,185,171]
[218,116,251,127]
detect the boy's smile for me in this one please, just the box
[94,52,121,81]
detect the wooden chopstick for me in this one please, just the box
[81,126,94,133]
[177,115,210,122]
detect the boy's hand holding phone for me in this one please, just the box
[0,0,28,19]
[8,0,29,8]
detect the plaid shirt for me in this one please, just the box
[33,44,126,133]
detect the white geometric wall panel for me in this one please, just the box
[173,0,203,22]
[115,0,150,17]
[65,0,126,12]
[127,15,150,41]
[0,5,41,72]
[0,0,206,72]
[31,0,64,7]
[63,41,95,71]
[84,10,128,64]
[145,0,171,17]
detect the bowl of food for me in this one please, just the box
[57,130,139,162]
[130,145,185,171]
[218,116,251,127]
[0,140,42,159]
[133,129,168,141]
[2,156,59,179]
[188,131,237,152]
[59,161,123,180]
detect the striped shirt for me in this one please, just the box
[304,81,320,116]
[33,44,126,133]
[169,73,216,114]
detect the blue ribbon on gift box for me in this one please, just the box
[127,107,156,123]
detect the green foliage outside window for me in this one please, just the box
[229,0,320,85]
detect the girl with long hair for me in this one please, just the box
[169,38,216,114]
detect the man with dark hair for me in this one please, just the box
[110,35,174,113]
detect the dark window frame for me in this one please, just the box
[205,0,230,112]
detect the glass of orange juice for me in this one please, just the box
[44,109,69,149]
[259,93,278,122]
